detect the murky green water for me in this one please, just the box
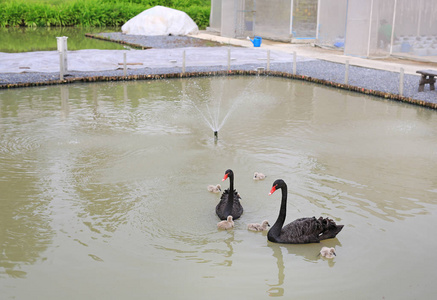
[0,77,436,299]
[0,27,124,53]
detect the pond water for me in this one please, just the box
[0,27,125,53]
[0,76,436,299]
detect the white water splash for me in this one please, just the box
[168,77,259,134]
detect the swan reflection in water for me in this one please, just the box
[154,229,239,267]
[215,230,236,267]
[266,239,342,297]
[193,230,239,267]
[267,244,286,297]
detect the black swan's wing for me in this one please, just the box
[279,217,343,244]
[215,189,243,220]
[215,194,227,220]
[317,217,344,240]
[231,192,243,220]
[279,217,321,243]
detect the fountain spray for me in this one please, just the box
[214,131,218,141]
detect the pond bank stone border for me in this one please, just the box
[1,70,436,110]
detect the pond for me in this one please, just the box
[0,27,125,53]
[0,76,436,299]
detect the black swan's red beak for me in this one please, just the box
[269,185,277,195]
[222,174,229,181]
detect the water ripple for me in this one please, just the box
[0,136,40,155]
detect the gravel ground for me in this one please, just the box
[88,32,226,48]
[1,33,436,107]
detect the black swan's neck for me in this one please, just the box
[270,185,287,239]
[224,174,234,214]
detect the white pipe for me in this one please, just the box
[366,0,374,58]
[252,0,256,35]
[417,0,423,36]
[56,36,68,74]
[290,0,294,39]
[59,52,64,80]
[62,36,68,71]
[389,0,397,55]
[316,0,321,40]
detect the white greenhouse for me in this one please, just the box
[209,0,437,62]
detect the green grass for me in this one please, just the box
[0,26,126,52]
[0,0,211,28]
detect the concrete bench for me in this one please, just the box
[416,69,437,92]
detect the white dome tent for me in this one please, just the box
[121,6,199,36]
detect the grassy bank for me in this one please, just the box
[0,0,210,28]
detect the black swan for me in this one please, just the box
[216,169,243,220]
[268,179,344,244]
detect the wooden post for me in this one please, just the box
[227,48,231,71]
[267,50,270,71]
[182,50,186,74]
[345,60,350,84]
[123,52,127,77]
[399,67,404,96]
[293,51,297,75]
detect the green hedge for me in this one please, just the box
[0,0,210,28]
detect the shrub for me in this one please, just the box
[0,0,211,28]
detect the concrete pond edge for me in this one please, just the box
[1,69,436,110]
